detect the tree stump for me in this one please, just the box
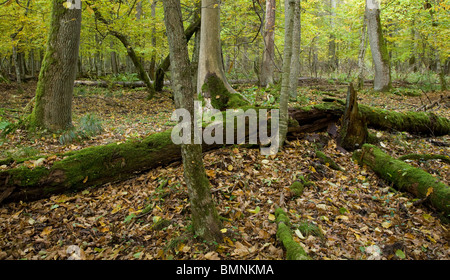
[337,83,368,151]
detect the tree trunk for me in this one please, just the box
[149,0,158,80]
[279,0,296,147]
[110,41,119,75]
[288,101,450,137]
[357,15,367,90]
[288,0,301,100]
[197,0,237,97]
[31,0,82,131]
[163,0,223,242]
[366,0,391,92]
[259,0,276,87]
[12,45,22,84]
[328,0,338,72]
[353,144,450,219]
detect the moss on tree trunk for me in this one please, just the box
[353,144,450,219]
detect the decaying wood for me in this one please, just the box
[337,84,368,151]
[353,144,450,219]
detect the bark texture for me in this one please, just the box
[259,0,276,87]
[197,0,236,96]
[288,0,301,100]
[163,0,223,242]
[337,84,368,151]
[366,0,391,92]
[279,0,296,146]
[31,0,82,131]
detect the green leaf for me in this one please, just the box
[50,204,59,210]
[395,249,406,259]
[133,252,142,259]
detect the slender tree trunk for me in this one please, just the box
[149,0,158,80]
[279,0,296,147]
[110,41,118,75]
[197,0,237,95]
[289,0,301,100]
[12,44,22,84]
[259,0,276,87]
[31,0,82,131]
[366,0,391,92]
[357,15,367,90]
[328,0,338,72]
[162,0,223,243]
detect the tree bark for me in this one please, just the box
[31,0,82,131]
[288,0,301,100]
[279,0,296,147]
[357,15,367,90]
[163,0,223,242]
[328,0,338,72]
[353,144,450,219]
[197,0,237,97]
[337,84,368,151]
[366,0,391,92]
[259,0,276,87]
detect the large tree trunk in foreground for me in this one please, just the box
[353,144,450,219]
[30,0,81,131]
[366,0,391,92]
[163,0,222,242]
[1,103,448,204]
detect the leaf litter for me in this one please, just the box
[0,83,449,260]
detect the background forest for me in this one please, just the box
[0,0,449,261]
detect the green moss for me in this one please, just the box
[290,181,305,197]
[353,144,450,217]
[201,73,248,110]
[275,208,311,260]
[315,151,343,171]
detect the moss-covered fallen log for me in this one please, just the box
[0,108,271,204]
[353,144,450,219]
[275,208,310,260]
[0,130,184,203]
[290,101,450,136]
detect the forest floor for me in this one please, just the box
[0,80,449,260]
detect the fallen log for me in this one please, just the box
[0,109,269,204]
[1,102,449,204]
[353,144,450,219]
[289,101,450,136]
[275,208,311,260]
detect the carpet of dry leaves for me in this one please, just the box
[0,82,449,260]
